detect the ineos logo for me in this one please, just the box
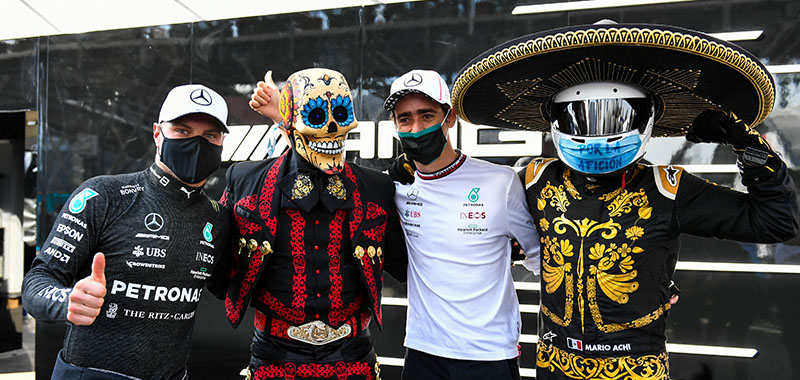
[190,89,212,106]
[144,213,164,232]
[403,73,423,87]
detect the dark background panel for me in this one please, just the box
[0,38,39,111]
[668,271,800,380]
[34,25,195,241]
[40,25,195,193]
[1,1,798,379]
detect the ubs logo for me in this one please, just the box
[145,213,164,232]
[132,245,166,258]
[405,210,421,218]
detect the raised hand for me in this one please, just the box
[686,109,761,149]
[387,153,416,185]
[249,70,281,124]
[67,252,107,326]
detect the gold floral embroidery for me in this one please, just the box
[537,165,663,332]
[543,256,573,293]
[540,273,574,326]
[588,276,671,333]
[540,181,571,212]
[626,225,644,240]
[562,169,582,199]
[539,218,550,231]
[591,266,638,304]
[607,189,649,217]
[598,165,644,201]
[536,341,670,380]
[588,243,606,260]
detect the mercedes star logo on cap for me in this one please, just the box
[190,89,213,106]
[145,213,165,232]
[404,73,423,87]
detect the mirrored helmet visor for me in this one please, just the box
[552,98,653,137]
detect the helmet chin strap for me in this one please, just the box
[622,170,627,189]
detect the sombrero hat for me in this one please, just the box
[451,22,774,137]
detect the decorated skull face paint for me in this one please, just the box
[278,68,358,174]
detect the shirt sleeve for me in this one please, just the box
[506,171,541,274]
[675,165,799,243]
[381,177,409,282]
[21,179,107,323]
[207,197,235,300]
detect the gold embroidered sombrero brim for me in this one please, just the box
[451,23,774,137]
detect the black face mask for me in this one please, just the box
[159,134,222,184]
[397,114,449,165]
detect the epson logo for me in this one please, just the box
[56,223,84,242]
[110,280,202,303]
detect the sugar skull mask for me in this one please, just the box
[279,68,357,174]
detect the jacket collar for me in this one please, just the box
[147,163,205,202]
[277,150,355,213]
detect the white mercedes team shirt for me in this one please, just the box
[394,155,540,360]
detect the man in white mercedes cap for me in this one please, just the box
[22,83,233,380]
[384,69,540,380]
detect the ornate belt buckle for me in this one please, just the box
[287,320,352,345]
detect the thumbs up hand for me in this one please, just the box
[68,253,107,326]
[249,70,282,125]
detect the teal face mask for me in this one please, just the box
[397,117,448,165]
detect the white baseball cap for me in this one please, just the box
[384,69,452,111]
[158,84,229,132]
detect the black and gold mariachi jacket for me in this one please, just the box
[218,150,407,330]
[520,158,798,380]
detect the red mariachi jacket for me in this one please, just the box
[219,151,407,329]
